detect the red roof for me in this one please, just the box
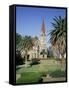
[32,38,36,46]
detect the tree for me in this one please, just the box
[16,33,22,45]
[40,49,47,58]
[49,16,66,67]
[32,36,39,46]
[20,36,33,67]
[16,33,24,65]
[47,46,54,58]
[16,33,22,53]
[34,36,39,58]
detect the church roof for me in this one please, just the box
[32,38,36,46]
[41,18,46,34]
[32,37,39,47]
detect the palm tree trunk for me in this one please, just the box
[60,54,64,70]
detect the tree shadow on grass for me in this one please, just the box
[48,70,66,78]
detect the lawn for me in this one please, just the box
[16,59,66,84]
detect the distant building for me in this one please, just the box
[22,18,47,60]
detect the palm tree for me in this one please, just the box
[49,16,66,63]
[20,36,33,67]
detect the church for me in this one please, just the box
[27,18,47,60]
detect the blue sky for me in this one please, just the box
[16,6,66,47]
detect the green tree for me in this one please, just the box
[34,36,39,58]
[16,33,24,65]
[16,33,22,45]
[16,33,22,52]
[49,16,66,67]
[40,49,47,58]
[20,36,33,67]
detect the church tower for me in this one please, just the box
[40,18,47,58]
[40,18,46,50]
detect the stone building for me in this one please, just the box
[23,18,47,60]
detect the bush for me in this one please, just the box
[30,58,40,66]
[42,72,47,77]
[16,51,25,65]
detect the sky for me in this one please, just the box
[16,6,66,47]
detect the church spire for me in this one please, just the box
[41,18,45,34]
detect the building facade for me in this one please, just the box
[23,19,47,60]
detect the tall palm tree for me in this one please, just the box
[49,16,66,60]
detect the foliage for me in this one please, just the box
[40,49,47,54]
[16,33,22,46]
[40,49,47,58]
[47,46,54,58]
[21,36,33,50]
[16,50,25,65]
[19,36,33,67]
[16,33,22,55]
[30,58,40,66]
[32,36,39,47]
[16,35,34,66]
[49,16,66,58]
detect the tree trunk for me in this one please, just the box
[25,50,28,67]
[60,54,64,70]
[37,51,39,58]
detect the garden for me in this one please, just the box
[16,59,66,84]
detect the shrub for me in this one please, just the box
[16,51,25,65]
[42,72,47,77]
[30,58,40,66]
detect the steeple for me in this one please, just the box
[40,18,47,58]
[41,18,46,34]
[40,17,46,50]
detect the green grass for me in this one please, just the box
[16,72,42,84]
[16,61,61,74]
[16,60,66,83]
[48,70,66,78]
